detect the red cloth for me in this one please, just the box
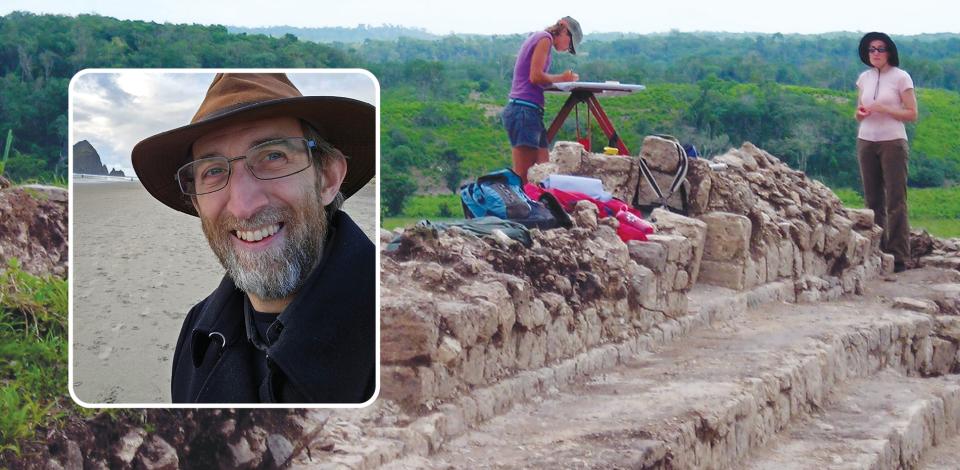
[524,184,654,242]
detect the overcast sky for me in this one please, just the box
[4,0,959,35]
[70,71,377,177]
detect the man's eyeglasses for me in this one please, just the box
[176,137,318,196]
[868,47,888,54]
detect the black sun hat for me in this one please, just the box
[132,73,375,217]
[859,32,900,67]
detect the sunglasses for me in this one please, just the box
[868,47,888,54]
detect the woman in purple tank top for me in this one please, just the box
[503,16,583,183]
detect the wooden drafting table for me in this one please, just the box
[545,81,645,155]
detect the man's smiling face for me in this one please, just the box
[190,116,337,305]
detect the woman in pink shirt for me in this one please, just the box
[855,32,918,273]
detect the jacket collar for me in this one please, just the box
[187,210,376,402]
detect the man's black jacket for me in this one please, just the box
[170,210,375,403]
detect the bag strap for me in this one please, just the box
[632,137,689,209]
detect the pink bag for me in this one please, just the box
[524,184,654,242]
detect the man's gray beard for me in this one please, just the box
[201,199,328,301]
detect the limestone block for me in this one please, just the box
[539,291,566,317]
[929,283,960,315]
[645,234,686,263]
[436,337,463,366]
[845,208,876,229]
[792,245,804,279]
[430,363,457,403]
[892,297,939,314]
[581,307,603,348]
[549,141,586,173]
[580,152,637,202]
[746,257,764,288]
[640,135,684,173]
[484,344,511,381]
[713,152,748,171]
[823,215,853,258]
[514,331,537,370]
[699,259,747,291]
[664,292,688,316]
[812,224,826,252]
[650,208,708,282]
[381,297,438,363]
[802,250,828,277]
[517,297,549,329]
[381,366,434,408]
[686,158,713,216]
[865,225,884,252]
[765,244,779,282]
[846,231,871,267]
[778,239,795,278]
[460,279,514,332]
[628,240,667,273]
[664,263,679,292]
[698,212,752,262]
[462,345,486,385]
[675,270,690,291]
[881,253,895,273]
[790,220,813,251]
[738,142,766,171]
[437,300,496,346]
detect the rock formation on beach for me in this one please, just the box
[73,140,125,177]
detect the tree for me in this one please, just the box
[381,172,418,217]
[440,148,464,193]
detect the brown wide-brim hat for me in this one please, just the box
[132,73,375,217]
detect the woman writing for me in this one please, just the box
[503,16,582,182]
[855,31,918,273]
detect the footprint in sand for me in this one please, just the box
[98,345,113,360]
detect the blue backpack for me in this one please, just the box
[460,169,568,230]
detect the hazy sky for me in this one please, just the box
[70,71,377,177]
[4,0,959,35]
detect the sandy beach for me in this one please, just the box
[71,178,376,404]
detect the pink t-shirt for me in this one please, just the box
[856,66,914,142]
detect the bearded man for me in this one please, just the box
[132,73,376,403]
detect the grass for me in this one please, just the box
[834,186,960,238]
[383,194,464,231]
[0,258,68,456]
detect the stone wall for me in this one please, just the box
[380,140,890,412]
[685,142,888,295]
[381,204,695,411]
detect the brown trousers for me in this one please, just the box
[856,138,911,263]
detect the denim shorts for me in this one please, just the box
[502,101,548,149]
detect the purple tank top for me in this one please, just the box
[508,31,553,107]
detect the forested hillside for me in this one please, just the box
[1,12,958,200]
[227,24,439,42]
[0,12,354,181]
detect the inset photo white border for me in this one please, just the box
[68,68,380,408]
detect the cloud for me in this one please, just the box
[72,71,373,177]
